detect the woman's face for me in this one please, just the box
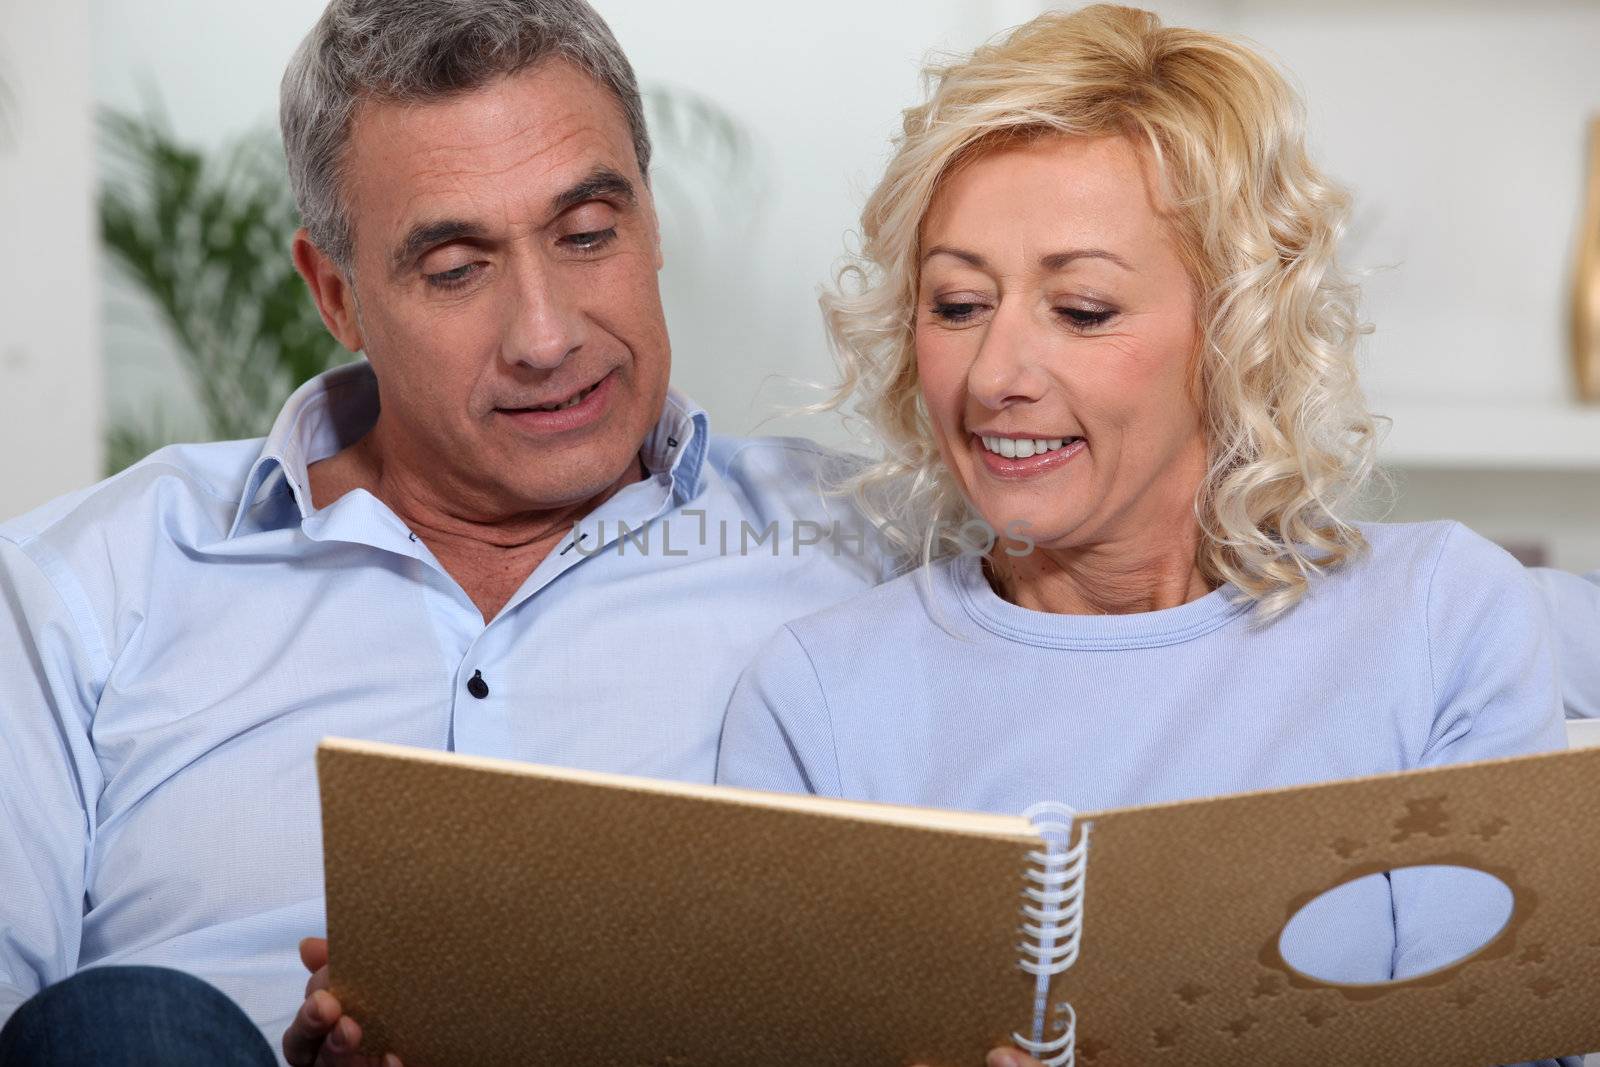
[915,133,1207,556]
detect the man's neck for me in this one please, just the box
[307,432,646,623]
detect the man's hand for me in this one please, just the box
[282,937,402,1067]
[913,1049,1048,1067]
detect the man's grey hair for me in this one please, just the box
[280,0,651,272]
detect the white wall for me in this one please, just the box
[0,0,101,516]
[1201,1,1598,411]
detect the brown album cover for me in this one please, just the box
[318,738,1600,1067]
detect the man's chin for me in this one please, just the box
[494,454,649,514]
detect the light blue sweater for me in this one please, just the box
[717,521,1580,1067]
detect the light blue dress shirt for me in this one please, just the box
[719,522,1582,1067]
[0,361,881,1054]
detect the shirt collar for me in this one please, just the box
[644,389,711,505]
[228,361,712,538]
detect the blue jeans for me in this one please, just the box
[0,966,277,1067]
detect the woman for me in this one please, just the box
[716,6,1578,1066]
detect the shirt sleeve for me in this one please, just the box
[1529,567,1600,721]
[715,625,843,796]
[1390,526,1581,1067]
[0,539,105,1027]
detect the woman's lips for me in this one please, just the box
[495,370,615,435]
[971,433,1087,477]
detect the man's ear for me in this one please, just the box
[292,229,365,352]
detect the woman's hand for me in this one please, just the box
[281,937,402,1067]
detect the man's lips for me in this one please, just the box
[494,370,615,434]
[498,373,608,413]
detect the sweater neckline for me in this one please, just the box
[944,552,1251,650]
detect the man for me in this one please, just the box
[0,1,885,1062]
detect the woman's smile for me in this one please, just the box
[970,432,1088,478]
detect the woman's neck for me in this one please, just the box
[986,527,1214,616]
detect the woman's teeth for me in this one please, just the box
[534,381,599,412]
[978,435,1079,460]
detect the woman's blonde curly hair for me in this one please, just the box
[824,4,1381,619]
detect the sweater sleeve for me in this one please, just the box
[1529,567,1600,721]
[715,625,843,797]
[1391,525,1580,1066]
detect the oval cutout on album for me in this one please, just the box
[1278,865,1514,985]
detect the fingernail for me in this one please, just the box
[988,1051,1021,1067]
[328,1022,347,1052]
[383,1056,402,1067]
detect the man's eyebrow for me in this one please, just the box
[921,244,1135,273]
[391,219,487,276]
[387,169,636,276]
[549,167,637,217]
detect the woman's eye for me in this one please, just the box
[1058,306,1116,330]
[424,263,480,289]
[932,301,984,322]
[564,227,617,252]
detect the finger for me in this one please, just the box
[305,963,332,999]
[281,989,340,1066]
[987,1048,1046,1067]
[301,936,330,973]
[314,1014,366,1067]
[909,1051,1045,1067]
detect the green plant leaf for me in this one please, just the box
[99,108,344,473]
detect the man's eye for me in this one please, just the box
[564,228,617,252]
[424,263,480,289]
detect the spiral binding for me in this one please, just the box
[1013,802,1090,1067]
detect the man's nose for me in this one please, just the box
[499,254,587,371]
[966,299,1047,410]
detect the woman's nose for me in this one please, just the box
[966,299,1047,409]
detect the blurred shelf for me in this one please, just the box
[1376,402,1600,471]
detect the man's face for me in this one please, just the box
[333,60,669,515]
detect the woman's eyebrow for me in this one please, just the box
[1040,248,1135,272]
[921,244,1135,272]
[922,245,986,268]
